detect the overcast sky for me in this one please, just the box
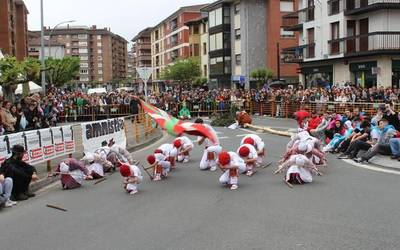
[24,0,212,42]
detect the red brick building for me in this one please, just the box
[0,0,29,60]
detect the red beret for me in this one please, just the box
[243,137,255,146]
[239,146,250,157]
[218,151,231,166]
[173,139,182,148]
[147,155,156,165]
[119,164,131,177]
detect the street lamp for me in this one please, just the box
[47,20,76,58]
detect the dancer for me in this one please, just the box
[54,158,91,189]
[195,118,222,171]
[157,143,179,168]
[119,162,143,195]
[174,136,194,163]
[237,144,258,176]
[274,154,322,188]
[218,151,247,190]
[147,150,171,181]
[240,134,265,165]
[81,152,111,179]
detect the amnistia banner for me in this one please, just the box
[0,125,75,165]
[81,118,126,153]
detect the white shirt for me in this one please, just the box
[129,164,142,178]
[158,143,177,157]
[176,136,194,149]
[236,144,258,160]
[240,134,264,151]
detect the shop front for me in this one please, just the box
[349,61,377,88]
[393,60,400,88]
[301,65,333,88]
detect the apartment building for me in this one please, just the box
[282,0,400,88]
[31,25,128,84]
[131,27,152,71]
[185,16,209,79]
[28,31,65,59]
[151,4,207,80]
[0,0,29,60]
[202,0,299,89]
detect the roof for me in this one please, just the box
[152,4,209,29]
[184,15,208,26]
[201,0,235,12]
[131,27,153,42]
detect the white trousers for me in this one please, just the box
[199,145,222,170]
[125,176,143,192]
[286,165,313,183]
[219,163,246,185]
[88,163,105,178]
[177,146,193,162]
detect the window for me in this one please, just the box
[203,42,207,55]
[66,43,70,47]
[330,22,340,54]
[80,76,89,81]
[78,34,87,39]
[98,63,103,68]
[235,29,241,40]
[66,49,70,54]
[224,56,231,74]
[79,48,88,54]
[209,32,223,51]
[235,54,241,65]
[280,28,295,38]
[98,49,102,54]
[193,25,199,34]
[209,8,223,28]
[80,55,88,61]
[97,56,102,61]
[307,28,315,58]
[210,56,224,75]
[98,77,103,81]
[97,42,102,47]
[79,41,87,47]
[98,70,103,75]
[202,23,207,33]
[224,6,230,24]
[97,35,102,40]
[203,65,207,77]
[280,0,294,12]
[80,63,88,68]
[80,69,88,74]
[234,3,240,14]
[329,0,340,15]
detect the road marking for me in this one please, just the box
[342,159,400,175]
[219,137,229,140]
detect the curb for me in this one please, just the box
[30,130,165,193]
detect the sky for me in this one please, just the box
[24,0,212,43]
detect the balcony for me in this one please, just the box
[137,43,151,50]
[281,43,315,63]
[328,32,400,56]
[282,6,315,31]
[328,0,344,15]
[345,0,400,15]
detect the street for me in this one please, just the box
[1,122,400,250]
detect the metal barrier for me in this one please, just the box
[59,104,133,122]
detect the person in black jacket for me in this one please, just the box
[0,145,39,201]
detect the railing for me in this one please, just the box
[345,0,400,14]
[59,104,133,122]
[328,0,344,15]
[328,32,400,56]
[281,45,305,63]
[281,6,315,31]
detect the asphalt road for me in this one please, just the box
[1,123,400,250]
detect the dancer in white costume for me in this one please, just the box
[240,134,265,164]
[147,150,171,181]
[237,144,258,176]
[174,136,194,163]
[119,163,143,195]
[195,118,222,171]
[218,151,247,190]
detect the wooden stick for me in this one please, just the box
[141,165,154,180]
[285,180,294,188]
[94,178,107,185]
[46,204,67,212]
[260,162,273,169]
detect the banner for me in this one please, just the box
[0,125,75,165]
[81,118,126,153]
[40,128,55,160]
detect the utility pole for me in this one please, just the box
[277,42,281,80]
[40,0,46,94]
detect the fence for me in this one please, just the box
[5,113,161,175]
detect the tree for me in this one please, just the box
[250,68,274,89]
[21,58,41,96]
[45,57,80,86]
[193,76,208,87]
[0,57,24,102]
[161,58,201,86]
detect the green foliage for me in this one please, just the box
[161,58,201,84]
[210,105,238,127]
[193,76,208,87]
[0,56,23,88]
[21,57,41,82]
[250,68,274,89]
[45,57,80,86]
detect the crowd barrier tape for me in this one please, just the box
[0,125,75,165]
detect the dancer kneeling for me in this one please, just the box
[54,158,91,190]
[195,118,222,171]
[218,151,247,190]
[237,144,258,176]
[119,163,143,195]
[240,134,265,165]
[274,154,322,188]
[147,150,171,181]
[174,136,194,163]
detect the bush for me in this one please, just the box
[210,105,238,127]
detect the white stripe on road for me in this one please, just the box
[342,159,400,175]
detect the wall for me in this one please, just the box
[200,22,209,79]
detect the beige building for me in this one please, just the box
[30,25,128,84]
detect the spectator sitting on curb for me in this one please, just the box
[0,173,17,208]
[0,145,39,201]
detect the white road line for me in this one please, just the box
[219,137,229,139]
[342,159,400,175]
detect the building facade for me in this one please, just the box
[28,31,65,59]
[151,4,207,80]
[202,0,299,89]
[30,25,128,84]
[0,0,29,60]
[131,27,152,77]
[282,0,400,88]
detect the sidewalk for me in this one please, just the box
[248,117,400,171]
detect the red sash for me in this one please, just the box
[154,165,163,174]
[229,168,238,178]
[168,156,175,166]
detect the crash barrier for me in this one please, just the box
[0,113,159,174]
[174,100,400,119]
[58,104,133,122]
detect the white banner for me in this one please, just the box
[81,118,126,153]
[0,125,75,165]
[40,128,55,160]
